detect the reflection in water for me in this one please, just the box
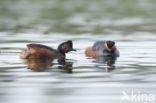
[22,59,53,71]
[58,59,74,73]
[22,58,74,73]
[94,56,117,72]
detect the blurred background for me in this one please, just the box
[1,0,156,34]
[0,0,156,103]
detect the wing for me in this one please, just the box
[20,44,59,59]
[27,44,57,52]
[92,41,106,51]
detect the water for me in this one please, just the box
[0,0,156,103]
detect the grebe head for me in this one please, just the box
[104,41,116,53]
[57,40,76,55]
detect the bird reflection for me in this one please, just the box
[94,56,117,72]
[22,59,53,71]
[58,59,73,73]
[22,58,73,73]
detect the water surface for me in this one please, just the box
[0,0,156,103]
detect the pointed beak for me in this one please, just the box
[106,48,113,53]
[70,48,76,51]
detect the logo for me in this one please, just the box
[122,90,155,102]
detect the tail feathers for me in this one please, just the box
[20,50,31,59]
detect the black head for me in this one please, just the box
[106,41,115,49]
[57,40,76,55]
[104,41,116,53]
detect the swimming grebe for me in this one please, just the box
[85,41,119,57]
[20,40,76,59]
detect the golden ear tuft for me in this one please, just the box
[62,44,68,50]
[104,44,108,49]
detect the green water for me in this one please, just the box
[1,0,156,34]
